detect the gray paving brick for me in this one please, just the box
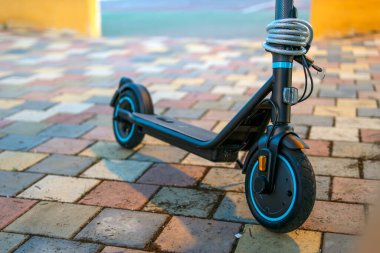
[75,208,168,248]
[144,187,220,218]
[319,89,356,98]
[358,108,380,117]
[0,122,51,136]
[0,232,28,253]
[14,236,101,253]
[39,123,94,138]
[322,233,358,253]
[0,134,49,151]
[291,115,334,127]
[5,201,100,239]
[28,154,95,176]
[0,171,44,197]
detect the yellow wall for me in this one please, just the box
[0,0,100,36]
[311,0,380,38]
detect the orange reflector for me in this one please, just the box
[258,156,267,172]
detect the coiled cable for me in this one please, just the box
[263,18,313,56]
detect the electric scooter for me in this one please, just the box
[110,0,323,233]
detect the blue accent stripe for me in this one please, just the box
[114,97,135,143]
[272,62,293,69]
[249,155,297,222]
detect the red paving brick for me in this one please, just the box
[81,126,115,141]
[33,138,93,155]
[361,129,380,143]
[304,140,331,156]
[0,197,37,229]
[332,177,380,204]
[79,181,158,210]
[137,163,207,186]
[302,201,365,234]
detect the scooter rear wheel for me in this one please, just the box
[113,85,153,149]
[245,147,316,233]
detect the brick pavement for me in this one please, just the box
[0,29,379,252]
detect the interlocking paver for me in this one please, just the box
[363,160,380,179]
[79,181,158,210]
[39,123,94,138]
[182,153,235,168]
[28,154,95,176]
[0,121,51,135]
[200,167,245,192]
[302,201,365,234]
[137,163,207,186]
[155,216,241,253]
[0,171,44,196]
[0,197,37,229]
[333,141,380,159]
[0,232,28,253]
[14,236,101,253]
[5,201,100,239]
[332,177,380,204]
[33,137,93,155]
[81,159,151,181]
[81,126,115,141]
[18,175,99,202]
[308,156,359,177]
[322,233,358,253]
[304,140,330,157]
[80,141,134,159]
[75,208,168,248]
[130,145,187,163]
[235,225,321,253]
[0,151,47,171]
[214,192,256,223]
[144,187,220,218]
[0,134,49,151]
[309,126,359,142]
[101,247,149,253]
[361,129,380,143]
[316,176,330,201]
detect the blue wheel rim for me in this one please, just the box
[249,155,297,222]
[114,97,136,143]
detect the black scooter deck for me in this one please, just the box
[134,113,217,142]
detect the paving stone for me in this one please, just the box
[308,156,359,177]
[80,141,133,159]
[39,123,94,138]
[332,177,380,204]
[182,153,236,168]
[18,175,99,202]
[14,100,55,110]
[0,121,51,135]
[235,225,321,253]
[322,233,358,253]
[0,232,28,253]
[314,106,356,117]
[291,115,334,127]
[336,117,380,130]
[14,236,101,253]
[316,176,330,201]
[130,145,187,163]
[302,201,365,234]
[319,89,356,98]
[81,159,151,182]
[0,171,44,196]
[332,141,380,159]
[101,247,149,253]
[361,129,380,143]
[155,216,241,253]
[304,140,330,157]
[200,168,245,192]
[137,163,206,186]
[79,181,158,210]
[44,112,95,124]
[363,160,380,179]
[81,126,115,141]
[33,137,93,155]
[0,134,49,151]
[85,114,112,127]
[358,108,380,117]
[144,187,220,218]
[5,201,100,239]
[309,126,359,142]
[0,197,37,229]
[0,151,47,171]
[213,192,256,223]
[28,154,95,176]
[75,208,168,248]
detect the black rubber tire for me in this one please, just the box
[245,148,316,233]
[113,90,145,149]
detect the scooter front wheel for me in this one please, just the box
[245,148,316,233]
